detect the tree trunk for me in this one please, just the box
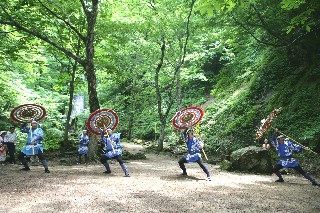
[84,0,100,113]
[153,1,195,151]
[64,37,82,144]
[88,134,100,162]
[155,35,166,150]
[158,120,166,150]
[127,112,134,141]
[63,62,77,144]
[82,0,100,160]
[127,77,137,141]
[176,68,182,111]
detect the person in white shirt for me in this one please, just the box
[6,126,17,164]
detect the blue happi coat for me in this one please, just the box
[101,131,122,158]
[271,137,302,168]
[21,125,44,156]
[78,134,90,154]
[182,132,204,162]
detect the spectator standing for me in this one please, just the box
[6,126,17,164]
[0,131,7,163]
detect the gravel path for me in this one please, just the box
[0,143,319,213]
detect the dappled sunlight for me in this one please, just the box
[129,161,153,166]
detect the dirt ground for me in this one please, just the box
[0,143,319,213]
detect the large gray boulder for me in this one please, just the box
[230,146,272,174]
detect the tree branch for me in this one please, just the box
[79,0,89,17]
[174,0,196,110]
[0,4,85,65]
[37,0,86,41]
[177,0,195,69]
[155,35,166,120]
[231,14,285,47]
[251,4,288,45]
[0,21,85,66]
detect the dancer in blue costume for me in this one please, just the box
[77,130,90,164]
[178,128,211,180]
[271,128,319,186]
[19,120,50,173]
[100,128,129,177]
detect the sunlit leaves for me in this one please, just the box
[280,0,306,10]
[196,0,319,36]
[196,0,239,16]
[286,8,315,33]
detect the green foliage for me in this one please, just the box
[200,33,320,157]
[219,160,233,171]
[1,0,319,170]
[280,0,306,10]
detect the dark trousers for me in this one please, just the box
[273,163,317,184]
[273,164,305,177]
[6,143,16,163]
[18,150,47,168]
[178,157,210,177]
[78,154,88,163]
[100,154,125,165]
[100,154,129,176]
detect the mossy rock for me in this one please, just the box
[122,150,147,160]
[230,146,272,174]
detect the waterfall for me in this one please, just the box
[71,95,85,116]
[69,95,85,133]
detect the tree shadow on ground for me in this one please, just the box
[161,174,206,181]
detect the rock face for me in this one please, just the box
[230,146,272,174]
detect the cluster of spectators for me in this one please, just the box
[0,126,17,164]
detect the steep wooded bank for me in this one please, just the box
[200,43,320,151]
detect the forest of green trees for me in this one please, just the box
[1,0,320,162]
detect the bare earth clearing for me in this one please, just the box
[0,143,319,213]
